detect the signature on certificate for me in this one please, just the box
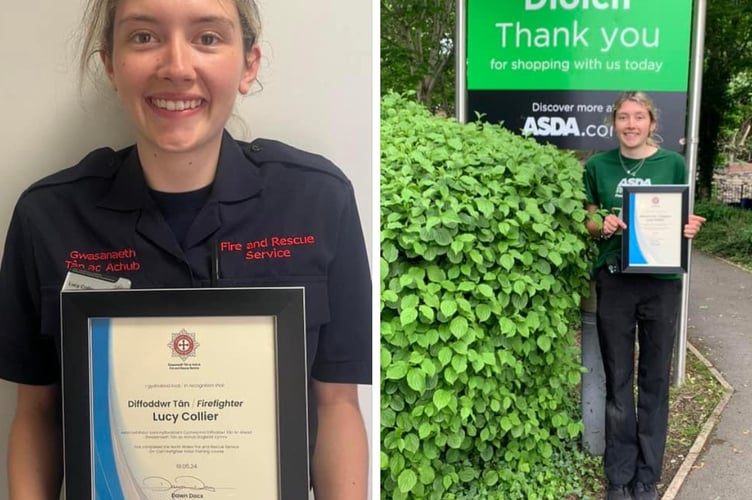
[142,475,216,492]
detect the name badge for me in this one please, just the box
[62,268,132,290]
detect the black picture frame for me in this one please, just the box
[60,287,308,500]
[621,184,690,274]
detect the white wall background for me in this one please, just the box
[0,1,375,498]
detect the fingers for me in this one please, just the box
[601,214,627,237]
[683,214,706,239]
[684,225,700,239]
[601,213,705,239]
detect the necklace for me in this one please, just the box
[618,152,647,177]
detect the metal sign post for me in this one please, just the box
[674,0,707,386]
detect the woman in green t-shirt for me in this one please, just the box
[583,91,705,500]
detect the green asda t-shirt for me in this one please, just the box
[583,148,687,278]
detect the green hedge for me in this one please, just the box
[380,93,593,499]
[694,198,752,268]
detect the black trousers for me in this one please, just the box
[595,268,682,486]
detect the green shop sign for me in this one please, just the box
[467,0,693,91]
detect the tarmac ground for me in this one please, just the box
[667,250,752,499]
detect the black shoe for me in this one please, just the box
[633,482,658,500]
[606,484,633,500]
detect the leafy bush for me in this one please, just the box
[694,198,752,268]
[380,93,593,498]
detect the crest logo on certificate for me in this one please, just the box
[169,329,200,362]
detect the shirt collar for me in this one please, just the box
[98,130,263,211]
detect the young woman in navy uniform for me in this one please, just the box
[0,0,371,498]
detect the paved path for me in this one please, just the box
[674,250,752,498]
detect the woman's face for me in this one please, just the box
[101,0,259,157]
[613,99,655,153]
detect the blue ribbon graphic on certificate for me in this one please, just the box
[90,316,279,499]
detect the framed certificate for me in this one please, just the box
[621,185,690,274]
[60,287,308,500]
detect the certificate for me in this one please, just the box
[61,288,309,500]
[621,185,689,273]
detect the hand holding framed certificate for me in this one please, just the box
[621,185,689,274]
[61,287,309,500]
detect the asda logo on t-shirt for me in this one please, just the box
[615,177,651,198]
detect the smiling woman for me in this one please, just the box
[583,91,705,500]
[85,0,263,191]
[0,0,374,499]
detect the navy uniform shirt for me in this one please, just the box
[0,131,371,452]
